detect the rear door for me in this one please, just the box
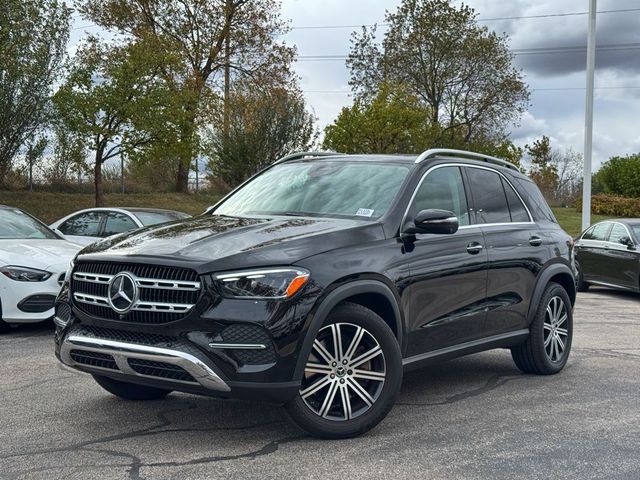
[575,222,612,284]
[403,165,489,355]
[464,166,543,336]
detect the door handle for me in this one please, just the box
[529,236,543,247]
[466,242,483,254]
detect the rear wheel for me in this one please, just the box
[575,260,590,292]
[92,375,172,401]
[511,282,573,375]
[285,302,402,439]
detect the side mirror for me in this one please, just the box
[619,236,636,249]
[404,209,459,235]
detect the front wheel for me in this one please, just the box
[92,375,172,401]
[511,282,573,375]
[285,302,402,439]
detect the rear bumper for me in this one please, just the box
[59,334,231,392]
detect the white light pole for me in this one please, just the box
[582,0,597,231]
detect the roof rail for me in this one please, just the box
[274,151,341,165]
[414,148,518,170]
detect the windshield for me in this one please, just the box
[133,211,190,226]
[0,208,58,240]
[214,161,411,219]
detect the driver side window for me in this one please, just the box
[410,166,470,226]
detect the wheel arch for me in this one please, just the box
[527,262,576,323]
[292,279,404,381]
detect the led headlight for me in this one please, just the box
[214,268,310,299]
[0,265,52,282]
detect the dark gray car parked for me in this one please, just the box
[574,219,640,292]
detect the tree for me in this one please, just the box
[206,85,316,186]
[45,119,89,186]
[323,82,524,168]
[77,0,295,193]
[526,136,558,201]
[24,135,48,191]
[347,0,529,146]
[53,38,164,206]
[595,154,640,198]
[323,83,434,154]
[0,0,70,186]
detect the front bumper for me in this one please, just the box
[59,333,230,392]
[0,271,65,323]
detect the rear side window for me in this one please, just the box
[608,224,629,244]
[501,178,530,222]
[59,212,104,236]
[583,223,611,241]
[513,177,557,223]
[411,166,470,226]
[465,168,510,224]
[103,212,137,237]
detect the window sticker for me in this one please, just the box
[356,208,375,217]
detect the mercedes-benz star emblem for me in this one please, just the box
[108,272,138,313]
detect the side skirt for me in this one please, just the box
[402,329,529,372]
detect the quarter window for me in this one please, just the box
[465,168,511,224]
[59,212,104,236]
[411,166,470,226]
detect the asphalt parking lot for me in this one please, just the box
[1,288,639,480]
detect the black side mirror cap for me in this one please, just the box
[620,236,636,249]
[404,209,459,235]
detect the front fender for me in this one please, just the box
[292,279,403,381]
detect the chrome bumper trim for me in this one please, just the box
[53,316,68,328]
[208,343,266,350]
[60,334,230,392]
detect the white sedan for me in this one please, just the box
[0,206,82,331]
[49,207,190,246]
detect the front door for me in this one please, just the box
[403,165,488,356]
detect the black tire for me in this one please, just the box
[285,302,402,439]
[511,282,573,375]
[575,260,590,292]
[0,299,9,334]
[92,375,172,401]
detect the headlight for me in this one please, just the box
[214,268,310,299]
[0,265,52,282]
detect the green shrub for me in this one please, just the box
[574,194,640,217]
[594,154,640,197]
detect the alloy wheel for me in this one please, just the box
[543,296,569,363]
[300,322,386,421]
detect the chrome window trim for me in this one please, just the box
[401,163,534,233]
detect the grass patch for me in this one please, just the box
[0,191,618,237]
[551,207,609,237]
[0,191,222,224]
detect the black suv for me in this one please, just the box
[54,149,576,438]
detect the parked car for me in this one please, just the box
[50,208,191,246]
[574,219,640,293]
[54,149,576,438]
[0,205,82,332]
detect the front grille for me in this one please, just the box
[128,359,196,383]
[221,324,277,365]
[71,262,201,324]
[69,350,118,370]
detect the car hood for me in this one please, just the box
[0,239,82,272]
[78,214,385,273]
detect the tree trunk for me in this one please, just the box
[176,160,189,193]
[94,148,104,207]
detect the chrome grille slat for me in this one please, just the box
[71,262,201,324]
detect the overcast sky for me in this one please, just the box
[69,0,640,169]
